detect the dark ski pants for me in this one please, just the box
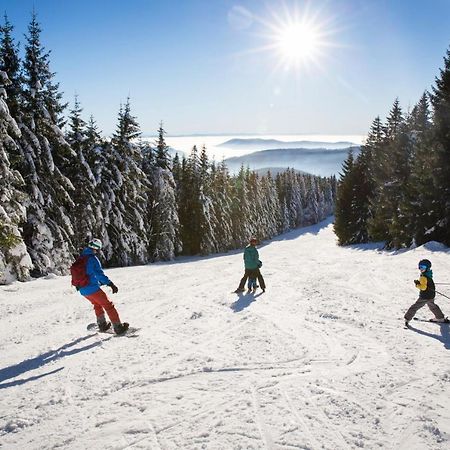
[84,289,121,324]
[238,268,266,290]
[404,297,445,321]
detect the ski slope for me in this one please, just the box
[1,218,450,450]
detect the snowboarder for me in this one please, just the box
[74,238,129,334]
[404,259,448,326]
[234,238,266,293]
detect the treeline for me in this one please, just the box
[335,47,450,248]
[0,14,336,284]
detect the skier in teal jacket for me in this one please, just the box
[235,238,266,293]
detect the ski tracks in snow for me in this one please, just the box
[2,220,450,449]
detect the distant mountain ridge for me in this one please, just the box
[224,146,360,177]
[219,138,358,150]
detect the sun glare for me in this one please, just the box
[235,3,340,74]
[231,3,341,76]
[277,23,320,62]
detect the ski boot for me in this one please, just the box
[114,322,129,335]
[98,321,111,332]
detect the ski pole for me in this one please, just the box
[436,290,450,300]
[435,283,450,285]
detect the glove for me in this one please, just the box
[414,280,420,286]
[258,260,263,268]
[109,282,118,294]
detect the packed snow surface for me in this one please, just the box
[1,219,450,450]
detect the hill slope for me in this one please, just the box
[218,138,358,150]
[1,219,450,449]
[224,147,360,176]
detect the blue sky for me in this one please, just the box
[2,0,450,136]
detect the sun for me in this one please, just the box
[230,3,340,75]
[276,23,321,63]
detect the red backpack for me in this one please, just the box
[70,255,92,288]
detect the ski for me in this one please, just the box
[412,317,450,324]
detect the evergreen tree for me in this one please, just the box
[209,160,234,250]
[0,71,32,283]
[0,14,21,121]
[230,165,252,247]
[65,96,99,250]
[430,47,450,245]
[0,14,23,168]
[154,121,170,169]
[178,146,203,254]
[105,99,149,265]
[368,100,407,245]
[392,94,433,246]
[198,145,218,254]
[19,13,75,275]
[334,150,358,245]
[145,124,181,260]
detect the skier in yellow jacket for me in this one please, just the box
[404,259,448,326]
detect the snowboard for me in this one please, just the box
[87,322,140,337]
[413,317,450,324]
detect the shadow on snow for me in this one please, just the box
[0,334,102,389]
[407,323,450,350]
[231,291,264,312]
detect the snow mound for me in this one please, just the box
[421,241,449,252]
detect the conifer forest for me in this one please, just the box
[334,48,450,249]
[0,14,336,284]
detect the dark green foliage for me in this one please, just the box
[335,46,450,248]
[430,48,450,244]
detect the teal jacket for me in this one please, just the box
[244,245,259,269]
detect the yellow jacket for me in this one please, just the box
[415,275,428,291]
[415,274,435,299]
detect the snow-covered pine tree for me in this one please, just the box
[146,123,181,260]
[65,97,100,251]
[259,171,281,237]
[209,160,234,250]
[275,171,291,232]
[230,165,252,247]
[85,115,105,186]
[19,14,75,275]
[197,145,218,255]
[154,121,170,169]
[430,47,450,245]
[0,15,21,122]
[303,175,321,225]
[105,99,149,266]
[0,70,32,283]
[283,169,304,228]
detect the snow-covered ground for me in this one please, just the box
[1,218,450,450]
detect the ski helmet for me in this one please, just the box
[418,259,431,270]
[88,238,103,250]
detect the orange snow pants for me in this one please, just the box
[84,289,120,324]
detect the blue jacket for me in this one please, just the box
[244,245,259,269]
[78,247,112,296]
